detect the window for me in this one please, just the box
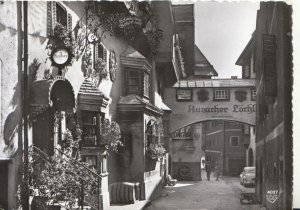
[214,89,230,100]
[230,136,239,147]
[82,111,98,146]
[144,73,150,97]
[243,124,250,135]
[126,69,141,94]
[176,89,192,101]
[125,68,150,98]
[251,89,256,101]
[56,3,67,27]
[242,64,250,79]
[95,43,107,60]
[47,2,72,36]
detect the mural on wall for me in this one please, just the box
[197,89,209,102]
[109,51,117,82]
[235,90,247,102]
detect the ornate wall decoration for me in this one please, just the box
[109,51,117,82]
[235,89,247,102]
[197,89,209,102]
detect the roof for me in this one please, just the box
[235,31,256,66]
[79,78,109,100]
[173,79,256,88]
[118,95,171,111]
[194,45,218,76]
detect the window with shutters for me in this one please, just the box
[214,89,230,100]
[95,43,107,60]
[47,2,72,36]
[56,3,67,27]
[263,34,277,97]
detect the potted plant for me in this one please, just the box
[23,127,98,210]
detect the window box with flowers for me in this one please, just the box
[146,143,166,160]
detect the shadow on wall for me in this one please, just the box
[3,59,40,152]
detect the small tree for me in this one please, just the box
[100,119,123,152]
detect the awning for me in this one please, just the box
[30,77,75,116]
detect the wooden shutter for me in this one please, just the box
[263,34,277,97]
[67,13,72,30]
[52,2,57,29]
[47,2,52,36]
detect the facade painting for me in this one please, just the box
[164,79,256,133]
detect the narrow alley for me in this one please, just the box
[145,173,261,210]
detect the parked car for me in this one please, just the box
[240,167,255,186]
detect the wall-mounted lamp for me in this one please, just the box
[87,30,99,44]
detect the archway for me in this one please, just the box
[170,119,252,179]
[30,77,75,155]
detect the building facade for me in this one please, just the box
[0,1,176,209]
[236,2,292,209]
[235,31,257,168]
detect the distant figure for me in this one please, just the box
[205,161,212,181]
[215,163,220,181]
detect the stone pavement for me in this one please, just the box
[144,176,264,210]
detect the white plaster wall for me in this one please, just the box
[0,1,20,158]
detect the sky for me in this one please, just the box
[194,1,260,78]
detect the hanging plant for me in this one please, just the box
[91,58,107,87]
[235,90,247,102]
[118,15,142,40]
[145,28,163,56]
[81,44,93,78]
[197,89,209,102]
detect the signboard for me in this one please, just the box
[164,87,256,133]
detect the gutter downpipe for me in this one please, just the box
[17,2,24,210]
[23,1,29,210]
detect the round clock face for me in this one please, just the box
[53,48,69,65]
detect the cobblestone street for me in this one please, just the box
[145,174,263,210]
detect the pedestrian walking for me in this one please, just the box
[215,163,220,181]
[205,160,212,181]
